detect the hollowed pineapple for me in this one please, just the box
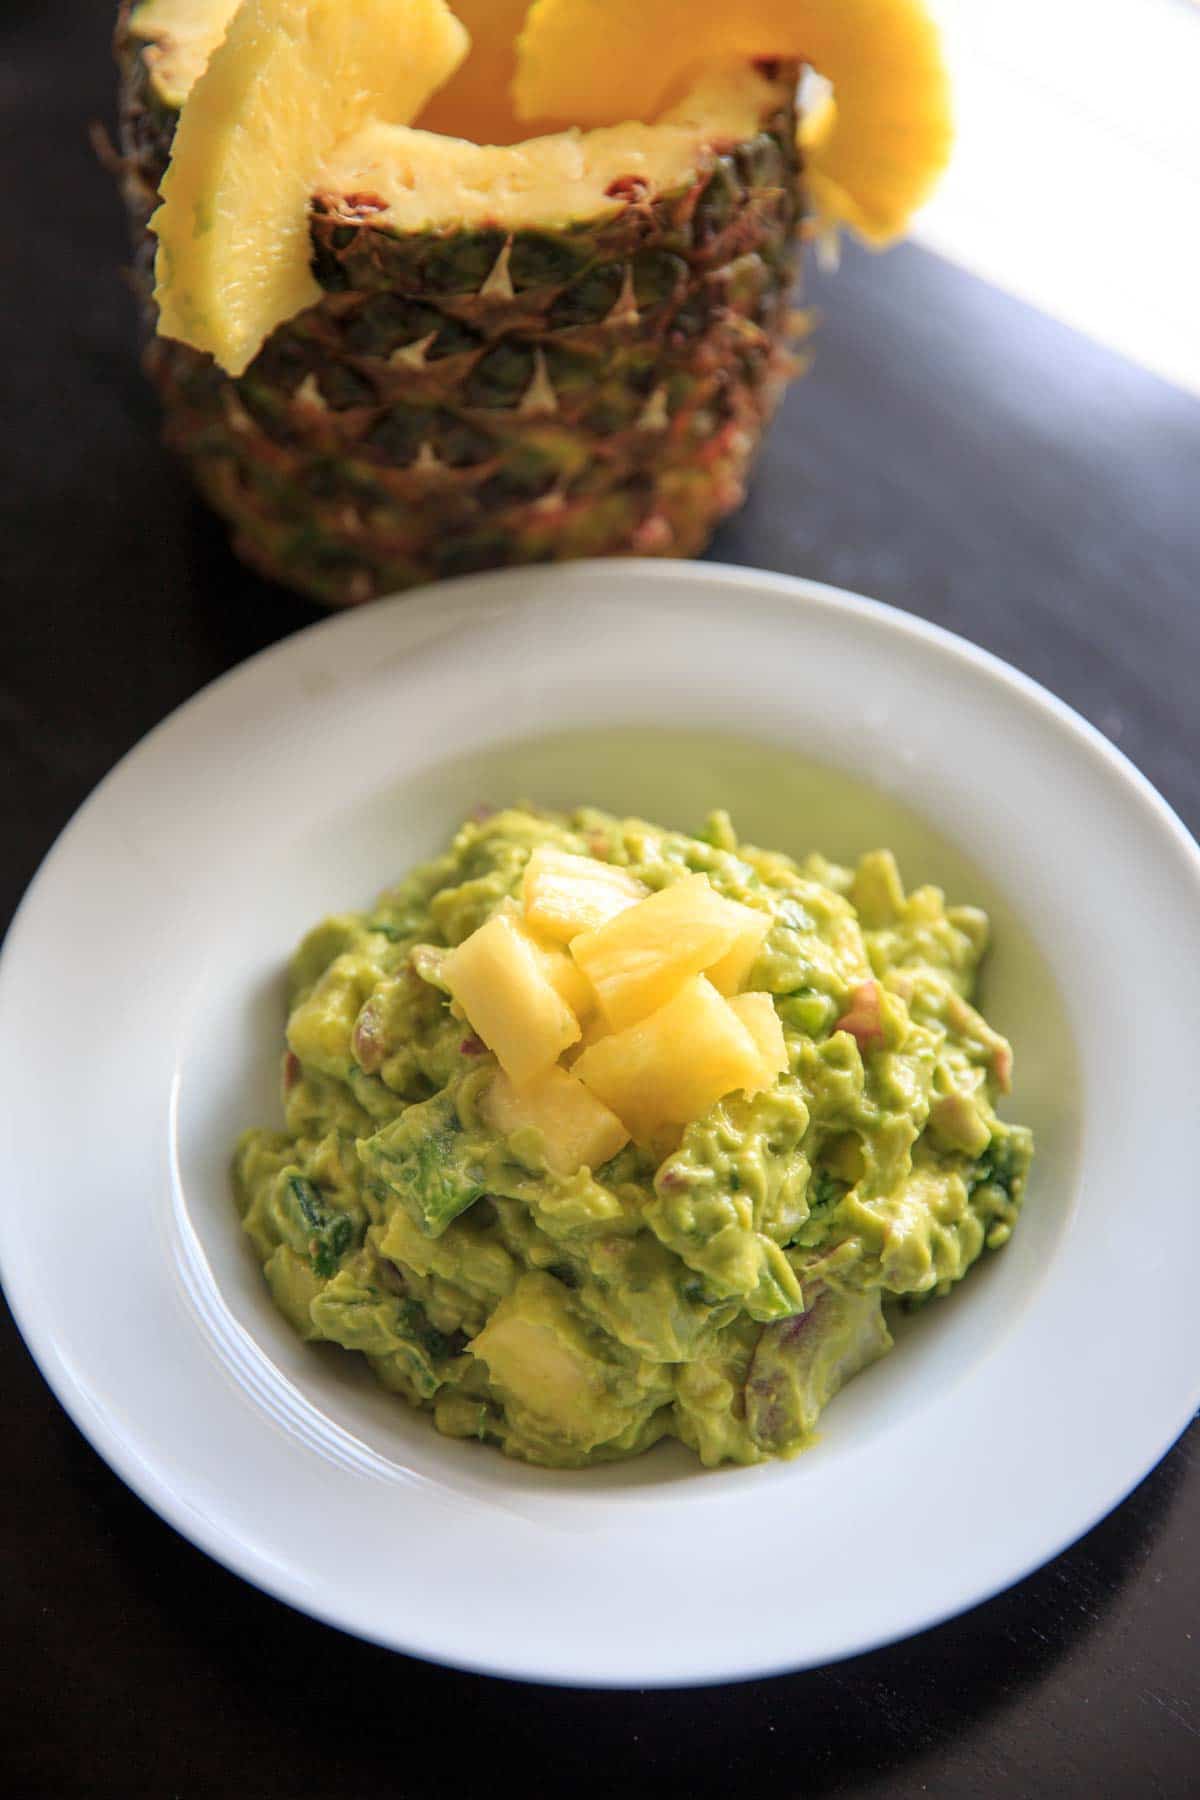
[113,0,949,604]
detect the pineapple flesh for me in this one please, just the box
[482,1065,629,1175]
[442,906,580,1085]
[523,849,647,943]
[570,873,770,1029]
[572,975,772,1144]
[113,0,949,604]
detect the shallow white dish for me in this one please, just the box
[1,560,1197,1687]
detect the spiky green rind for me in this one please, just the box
[113,8,805,606]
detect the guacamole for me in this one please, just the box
[235,807,1032,1468]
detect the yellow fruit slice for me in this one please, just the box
[727,993,789,1090]
[570,873,766,1031]
[514,0,952,242]
[483,1066,629,1174]
[443,906,581,1085]
[573,975,765,1142]
[523,849,648,943]
[152,0,469,375]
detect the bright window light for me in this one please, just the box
[911,0,1200,395]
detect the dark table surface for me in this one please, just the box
[3,6,1199,1797]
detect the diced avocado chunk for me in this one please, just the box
[358,1088,488,1236]
[310,1260,457,1398]
[263,1244,327,1340]
[744,1288,892,1453]
[239,1163,361,1277]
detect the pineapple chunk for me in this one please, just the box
[727,993,789,1092]
[534,935,595,1020]
[706,906,771,995]
[514,0,952,243]
[573,975,766,1142]
[523,848,648,943]
[493,898,595,1019]
[483,1067,629,1175]
[571,873,768,1030]
[443,908,580,1087]
[151,0,469,375]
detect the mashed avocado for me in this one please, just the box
[234,807,1032,1468]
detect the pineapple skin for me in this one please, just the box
[113,11,805,606]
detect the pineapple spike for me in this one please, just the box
[636,388,671,433]
[479,238,517,300]
[293,373,326,411]
[389,333,438,369]
[605,263,640,329]
[517,349,559,417]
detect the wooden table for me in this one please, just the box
[2,6,1197,1794]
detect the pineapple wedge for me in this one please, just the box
[727,993,789,1090]
[483,1066,629,1175]
[443,907,580,1086]
[573,975,768,1142]
[571,873,768,1030]
[151,0,469,375]
[523,849,648,944]
[515,0,952,243]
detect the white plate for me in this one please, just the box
[1,561,1197,1687]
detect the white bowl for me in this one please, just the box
[1,560,1196,1686]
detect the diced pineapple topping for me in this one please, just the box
[727,993,789,1091]
[706,907,771,996]
[520,914,596,1019]
[570,873,769,1030]
[523,849,647,943]
[483,1066,629,1175]
[441,862,788,1156]
[151,0,469,375]
[572,976,771,1144]
[442,906,580,1086]
[515,0,952,242]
